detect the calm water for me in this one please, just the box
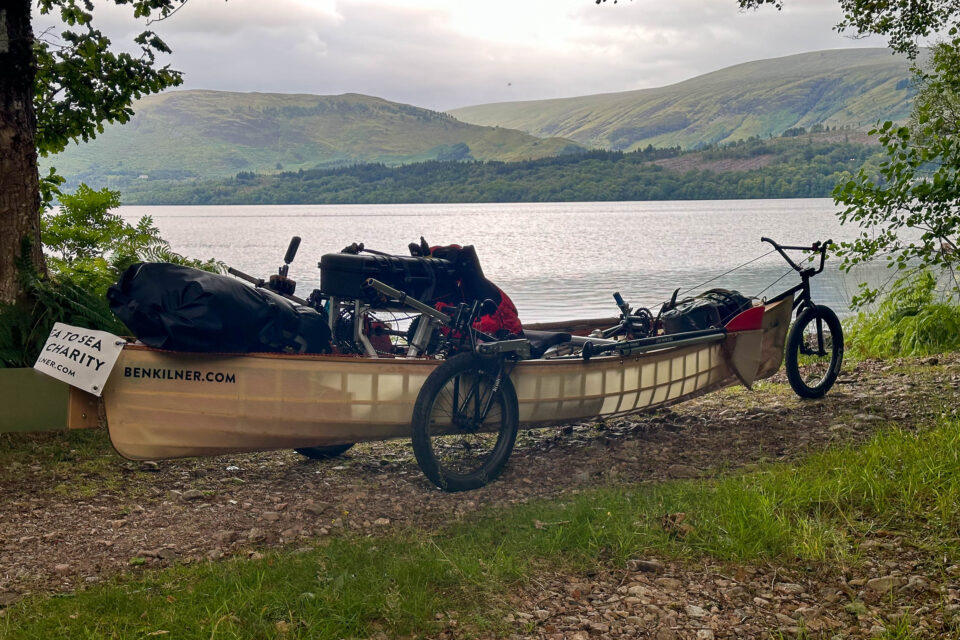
[119,199,886,323]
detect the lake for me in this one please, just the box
[119,199,885,323]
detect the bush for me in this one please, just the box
[42,184,222,298]
[0,251,127,368]
[0,184,221,367]
[846,270,960,358]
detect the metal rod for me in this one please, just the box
[358,331,378,358]
[227,266,263,287]
[354,299,378,357]
[613,332,725,358]
[407,316,436,357]
[284,292,310,306]
[365,278,451,324]
[228,267,309,305]
[580,328,726,360]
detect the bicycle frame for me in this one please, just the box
[762,237,834,358]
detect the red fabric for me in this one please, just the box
[724,306,764,332]
[427,243,523,338]
[473,288,523,337]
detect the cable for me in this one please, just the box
[652,249,777,308]
[753,268,796,300]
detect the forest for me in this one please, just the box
[119,136,882,205]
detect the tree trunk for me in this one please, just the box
[0,1,43,306]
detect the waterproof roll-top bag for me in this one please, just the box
[108,263,331,354]
[661,288,752,334]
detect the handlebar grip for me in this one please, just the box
[284,236,301,264]
[613,292,625,306]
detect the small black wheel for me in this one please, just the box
[785,304,843,398]
[294,443,355,460]
[411,352,519,492]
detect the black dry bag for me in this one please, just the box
[660,288,752,334]
[107,263,331,354]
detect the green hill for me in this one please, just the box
[448,48,918,151]
[47,91,582,188]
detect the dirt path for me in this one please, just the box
[1,355,958,636]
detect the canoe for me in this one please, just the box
[103,296,793,460]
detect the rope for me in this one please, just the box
[753,267,796,299]
[653,249,777,308]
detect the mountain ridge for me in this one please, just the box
[48,48,918,190]
[117,132,881,205]
[48,90,582,188]
[448,48,918,151]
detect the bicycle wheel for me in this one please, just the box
[785,304,844,398]
[411,352,519,492]
[294,443,355,460]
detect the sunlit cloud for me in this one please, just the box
[39,0,892,110]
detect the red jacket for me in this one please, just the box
[474,288,523,337]
[428,243,523,338]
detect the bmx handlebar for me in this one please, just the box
[227,266,308,305]
[761,237,832,276]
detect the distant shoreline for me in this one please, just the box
[101,136,880,207]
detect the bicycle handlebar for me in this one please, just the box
[228,266,309,306]
[761,237,832,276]
[227,266,263,287]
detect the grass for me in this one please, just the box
[0,429,114,472]
[0,429,142,498]
[5,416,960,638]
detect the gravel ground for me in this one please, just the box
[1,354,958,637]
[493,551,960,640]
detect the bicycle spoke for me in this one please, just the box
[428,371,505,476]
[797,314,834,387]
[412,352,520,491]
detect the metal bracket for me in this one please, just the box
[476,339,531,359]
[407,315,437,357]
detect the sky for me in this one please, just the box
[44,0,895,111]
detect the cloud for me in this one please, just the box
[41,0,892,110]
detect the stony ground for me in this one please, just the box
[493,553,960,640]
[1,354,959,638]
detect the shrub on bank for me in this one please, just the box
[846,270,960,358]
[0,185,220,368]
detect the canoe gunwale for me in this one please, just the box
[116,340,711,369]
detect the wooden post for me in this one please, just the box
[0,368,99,433]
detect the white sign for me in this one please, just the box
[34,323,125,396]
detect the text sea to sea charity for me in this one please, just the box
[43,328,108,371]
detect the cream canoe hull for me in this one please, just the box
[104,298,792,460]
